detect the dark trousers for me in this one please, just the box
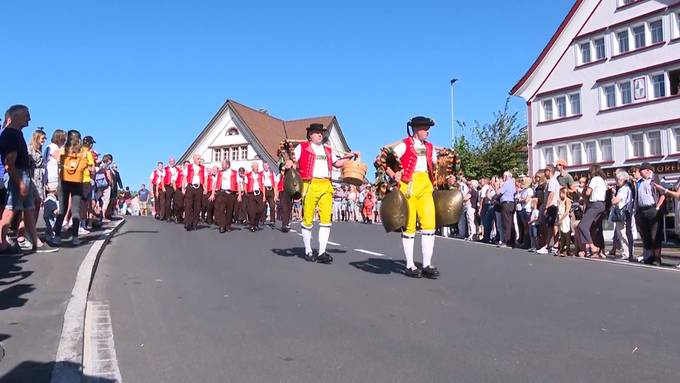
[54,181,83,238]
[184,186,203,229]
[637,207,663,252]
[263,188,276,223]
[518,210,530,249]
[202,193,215,224]
[559,230,572,254]
[173,189,184,222]
[162,186,175,220]
[214,191,237,230]
[501,202,514,246]
[482,204,495,242]
[279,190,292,228]
[158,186,167,220]
[247,193,263,228]
[152,185,160,217]
[577,201,605,245]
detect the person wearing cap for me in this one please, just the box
[288,123,356,264]
[79,136,96,234]
[385,116,441,278]
[636,162,665,264]
[555,159,574,188]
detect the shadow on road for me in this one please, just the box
[271,247,306,259]
[112,230,159,239]
[349,258,408,276]
[0,254,34,311]
[0,361,117,383]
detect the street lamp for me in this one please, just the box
[450,78,459,148]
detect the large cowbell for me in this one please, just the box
[434,188,464,226]
[380,189,409,233]
[284,169,303,198]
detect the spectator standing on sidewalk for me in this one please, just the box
[636,162,665,265]
[517,176,534,249]
[80,136,96,234]
[557,187,572,257]
[576,165,608,258]
[138,184,150,216]
[0,105,51,252]
[497,171,516,247]
[611,171,634,261]
[466,179,479,240]
[537,166,560,254]
[44,129,66,193]
[28,128,46,225]
[52,130,89,246]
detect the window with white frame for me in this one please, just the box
[675,127,680,152]
[603,85,616,108]
[213,148,222,163]
[230,147,238,161]
[594,38,605,60]
[240,146,248,160]
[618,0,640,6]
[630,133,644,157]
[579,42,591,64]
[543,148,554,167]
[619,81,632,104]
[650,19,664,44]
[671,68,680,96]
[584,141,597,163]
[675,12,680,39]
[633,24,646,49]
[569,93,581,114]
[599,139,613,162]
[571,143,582,165]
[652,73,666,98]
[542,99,553,121]
[556,145,568,162]
[616,30,630,54]
[647,131,662,156]
[226,128,239,136]
[556,96,567,118]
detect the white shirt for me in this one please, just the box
[392,138,437,172]
[45,143,60,184]
[616,184,632,211]
[220,169,234,191]
[252,172,260,191]
[519,187,535,212]
[294,143,340,179]
[168,166,178,183]
[262,170,273,187]
[152,169,164,185]
[547,175,561,207]
[190,164,201,185]
[588,176,607,202]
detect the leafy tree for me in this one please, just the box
[456,98,528,178]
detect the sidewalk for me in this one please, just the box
[0,220,122,382]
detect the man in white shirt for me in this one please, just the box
[537,165,561,254]
[261,162,278,225]
[288,123,356,263]
[210,159,242,233]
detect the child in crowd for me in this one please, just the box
[557,187,572,257]
[528,198,540,252]
[43,187,59,240]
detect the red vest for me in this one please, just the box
[151,170,161,185]
[215,169,239,192]
[399,137,434,183]
[260,171,276,189]
[297,142,333,181]
[277,171,285,192]
[174,168,184,189]
[185,164,205,187]
[163,166,182,187]
[245,172,264,193]
[205,173,215,192]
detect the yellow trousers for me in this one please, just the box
[399,172,435,235]
[302,178,333,229]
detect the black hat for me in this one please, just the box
[640,162,654,171]
[306,123,326,132]
[408,116,435,128]
[83,136,96,145]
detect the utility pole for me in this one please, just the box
[450,78,458,148]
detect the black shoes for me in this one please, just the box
[219,228,226,233]
[316,252,333,264]
[421,266,440,279]
[405,267,422,278]
[304,253,318,262]
[281,227,290,233]
[249,226,259,232]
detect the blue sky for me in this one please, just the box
[1,0,573,188]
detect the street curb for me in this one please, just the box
[49,219,126,383]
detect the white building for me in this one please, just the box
[179,99,352,180]
[512,0,680,180]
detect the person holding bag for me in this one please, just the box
[51,130,88,246]
[610,171,634,261]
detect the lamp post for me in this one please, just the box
[450,78,459,148]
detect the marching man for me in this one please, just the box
[210,159,242,233]
[183,154,207,231]
[245,162,265,232]
[385,116,441,279]
[288,123,356,264]
[150,161,164,219]
[161,157,182,222]
[261,162,278,225]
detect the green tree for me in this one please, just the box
[457,98,528,178]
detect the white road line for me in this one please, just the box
[354,249,384,256]
[50,220,125,383]
[327,241,340,246]
[290,229,297,233]
[83,301,123,383]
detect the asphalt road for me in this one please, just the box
[91,217,680,383]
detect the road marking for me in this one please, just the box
[50,220,125,383]
[290,229,297,233]
[327,241,340,246]
[83,301,123,383]
[354,248,384,256]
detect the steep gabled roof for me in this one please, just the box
[180,99,348,164]
[510,0,587,96]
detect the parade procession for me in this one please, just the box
[148,115,465,279]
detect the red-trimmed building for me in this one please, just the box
[511,0,680,180]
